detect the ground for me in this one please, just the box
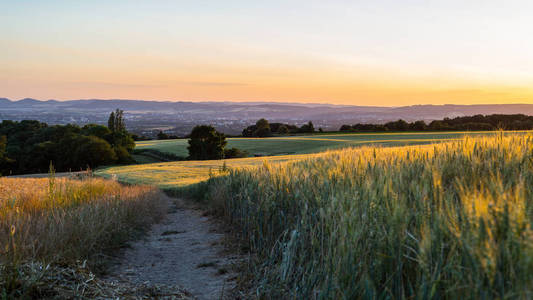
[106,194,243,299]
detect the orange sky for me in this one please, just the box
[2,1,533,106]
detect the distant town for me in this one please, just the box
[3,98,533,138]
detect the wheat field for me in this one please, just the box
[195,134,533,298]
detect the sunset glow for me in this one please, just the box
[2,1,533,105]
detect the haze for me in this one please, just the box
[2,0,533,106]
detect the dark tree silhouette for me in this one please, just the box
[106,109,134,162]
[254,118,271,137]
[187,125,227,160]
[300,121,315,133]
[157,131,169,140]
[0,135,13,175]
[340,114,533,132]
[0,116,135,175]
[107,109,126,133]
[278,125,289,134]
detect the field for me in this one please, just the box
[95,132,533,298]
[191,134,533,298]
[0,176,164,298]
[135,131,527,158]
[103,131,532,190]
[95,153,324,189]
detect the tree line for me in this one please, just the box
[340,114,533,132]
[0,109,134,175]
[242,119,316,137]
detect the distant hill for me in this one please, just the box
[2,98,533,136]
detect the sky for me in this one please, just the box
[2,0,533,106]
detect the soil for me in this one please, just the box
[106,194,243,300]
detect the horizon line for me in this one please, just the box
[3,97,533,108]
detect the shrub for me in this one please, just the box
[224,147,248,159]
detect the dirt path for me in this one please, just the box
[107,194,242,299]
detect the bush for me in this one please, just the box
[224,147,248,159]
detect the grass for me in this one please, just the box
[190,134,533,298]
[95,153,324,190]
[0,176,165,298]
[132,153,162,164]
[135,131,531,158]
[99,131,532,191]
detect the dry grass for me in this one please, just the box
[0,176,166,298]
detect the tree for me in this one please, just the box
[0,136,7,161]
[256,118,269,129]
[74,136,117,168]
[0,120,134,175]
[339,125,352,131]
[81,124,112,139]
[107,109,126,133]
[278,125,289,134]
[187,125,227,160]
[254,118,271,137]
[384,119,409,131]
[107,111,115,133]
[106,109,134,162]
[0,135,14,175]
[411,120,427,131]
[300,121,315,133]
[157,131,169,140]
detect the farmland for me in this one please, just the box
[104,131,533,190]
[96,153,324,189]
[190,134,533,298]
[92,132,533,298]
[135,131,529,158]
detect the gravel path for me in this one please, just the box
[107,195,242,299]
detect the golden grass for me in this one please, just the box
[0,176,165,298]
[95,153,325,189]
[195,134,533,298]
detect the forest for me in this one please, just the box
[0,110,134,175]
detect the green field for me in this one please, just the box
[136,131,529,158]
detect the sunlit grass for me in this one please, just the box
[0,177,164,298]
[195,134,533,298]
[95,153,324,189]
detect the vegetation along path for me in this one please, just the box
[107,194,242,299]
